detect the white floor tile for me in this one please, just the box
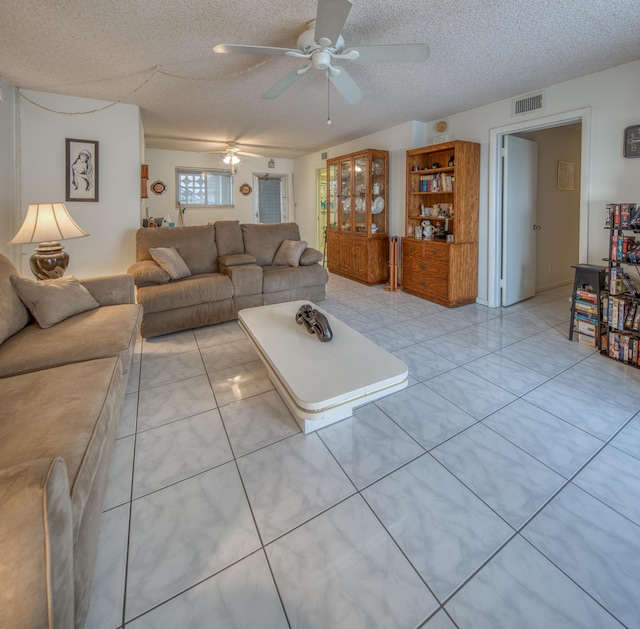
[266,495,438,628]
[522,484,640,627]
[431,423,564,528]
[318,403,424,489]
[126,463,261,621]
[125,551,288,629]
[133,409,232,499]
[237,432,355,543]
[363,454,513,601]
[446,535,621,629]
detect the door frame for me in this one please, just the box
[487,107,591,308]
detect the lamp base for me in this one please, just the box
[30,241,69,279]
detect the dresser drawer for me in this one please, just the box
[403,254,449,280]
[403,274,450,303]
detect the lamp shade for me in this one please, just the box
[8,202,89,245]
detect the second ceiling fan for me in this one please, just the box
[213,0,429,105]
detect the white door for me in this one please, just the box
[254,175,286,223]
[502,135,538,306]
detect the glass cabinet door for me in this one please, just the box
[371,154,387,235]
[340,158,352,232]
[328,162,338,229]
[354,155,366,234]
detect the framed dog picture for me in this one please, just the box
[66,139,99,202]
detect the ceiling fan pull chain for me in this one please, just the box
[327,76,332,125]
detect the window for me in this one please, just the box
[176,168,233,207]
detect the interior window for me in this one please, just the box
[176,168,233,207]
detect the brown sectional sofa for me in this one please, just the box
[0,253,142,629]
[128,221,328,338]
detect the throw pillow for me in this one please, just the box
[10,275,100,329]
[272,239,308,267]
[149,246,191,280]
[299,247,323,266]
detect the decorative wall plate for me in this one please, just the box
[151,180,166,194]
[240,183,252,196]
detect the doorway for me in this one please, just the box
[316,167,327,257]
[253,174,287,223]
[487,108,591,308]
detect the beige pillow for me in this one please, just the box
[10,275,100,329]
[272,240,308,267]
[149,247,191,280]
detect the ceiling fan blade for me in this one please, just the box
[315,0,352,46]
[262,68,308,100]
[238,150,264,158]
[213,43,296,57]
[349,44,430,63]
[328,66,364,105]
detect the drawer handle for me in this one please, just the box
[419,263,426,270]
[431,249,438,255]
[420,280,428,287]
[409,246,415,252]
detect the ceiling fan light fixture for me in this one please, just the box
[223,154,240,165]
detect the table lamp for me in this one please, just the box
[8,202,89,279]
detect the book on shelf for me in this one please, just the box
[625,302,637,329]
[575,289,597,303]
[419,173,454,192]
[606,203,638,229]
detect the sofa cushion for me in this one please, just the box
[262,264,329,293]
[149,247,191,280]
[127,260,170,287]
[241,223,301,266]
[215,220,245,256]
[0,254,32,344]
[11,275,100,329]
[273,239,307,267]
[299,247,324,266]
[0,303,142,379]
[135,225,218,274]
[0,358,123,539]
[136,273,233,314]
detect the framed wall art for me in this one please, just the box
[557,160,575,191]
[66,138,99,202]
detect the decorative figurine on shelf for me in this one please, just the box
[431,162,441,169]
[448,156,455,167]
[421,220,435,240]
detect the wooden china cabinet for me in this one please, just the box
[326,149,389,285]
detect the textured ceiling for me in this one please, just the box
[1,0,639,158]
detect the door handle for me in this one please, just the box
[532,225,541,230]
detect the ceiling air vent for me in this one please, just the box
[512,91,544,116]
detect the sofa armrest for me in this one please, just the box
[218,253,257,268]
[81,274,136,305]
[300,247,324,266]
[0,458,74,629]
[221,263,263,296]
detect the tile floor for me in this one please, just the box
[85,274,640,629]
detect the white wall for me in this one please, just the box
[13,90,142,277]
[0,79,16,262]
[145,149,294,227]
[436,59,640,304]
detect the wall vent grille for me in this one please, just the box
[512,91,544,116]
[321,152,328,160]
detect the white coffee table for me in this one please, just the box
[238,300,408,433]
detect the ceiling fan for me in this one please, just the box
[200,142,264,164]
[213,0,429,105]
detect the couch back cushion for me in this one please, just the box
[241,223,301,266]
[136,225,218,274]
[215,220,245,256]
[0,253,31,344]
